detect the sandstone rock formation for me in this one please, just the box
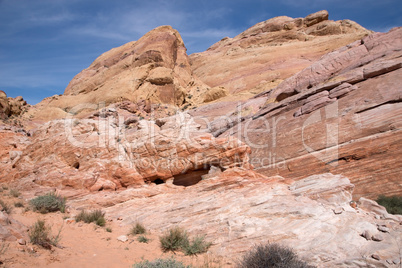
[0,10,400,268]
[2,112,251,192]
[0,91,28,119]
[211,27,402,199]
[190,10,371,97]
[26,26,214,122]
[64,172,401,267]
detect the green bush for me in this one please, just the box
[376,195,402,215]
[0,199,12,214]
[182,235,211,256]
[75,209,106,226]
[106,227,112,233]
[130,222,146,235]
[237,243,314,268]
[28,220,61,249]
[133,258,191,268]
[29,192,66,213]
[159,227,189,252]
[137,235,149,243]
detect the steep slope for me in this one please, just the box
[206,27,402,199]
[25,26,213,122]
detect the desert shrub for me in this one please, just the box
[75,209,106,226]
[130,222,146,235]
[182,235,211,256]
[28,220,61,249]
[106,227,112,233]
[376,195,402,215]
[29,192,66,213]
[133,258,191,268]
[137,235,149,243]
[0,199,12,214]
[9,189,20,198]
[237,243,314,268]
[159,227,189,252]
[14,201,24,208]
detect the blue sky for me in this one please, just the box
[1,0,401,105]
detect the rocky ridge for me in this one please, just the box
[190,10,371,97]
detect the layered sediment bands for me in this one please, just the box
[222,27,402,199]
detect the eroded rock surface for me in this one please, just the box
[190,10,371,97]
[217,27,402,199]
[65,172,402,267]
[1,113,251,192]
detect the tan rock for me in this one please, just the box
[190,10,370,97]
[304,10,329,27]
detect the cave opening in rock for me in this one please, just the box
[153,178,165,185]
[173,166,212,187]
[72,162,80,169]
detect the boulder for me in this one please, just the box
[304,10,329,27]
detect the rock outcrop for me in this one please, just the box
[66,172,401,267]
[2,112,251,192]
[215,27,402,199]
[190,10,371,97]
[26,26,212,121]
[0,91,28,119]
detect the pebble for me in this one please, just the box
[361,230,372,241]
[371,254,380,260]
[377,225,389,233]
[333,207,343,215]
[371,234,383,242]
[117,235,128,242]
[17,238,26,245]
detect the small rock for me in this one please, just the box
[117,235,128,242]
[333,207,343,215]
[393,258,401,265]
[17,238,26,245]
[361,230,372,241]
[117,217,123,221]
[372,234,383,242]
[377,225,389,233]
[371,254,380,260]
[65,218,75,224]
[349,201,357,208]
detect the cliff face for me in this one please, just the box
[207,27,402,199]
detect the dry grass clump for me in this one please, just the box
[75,209,106,226]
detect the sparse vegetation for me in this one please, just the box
[159,226,189,252]
[133,258,191,268]
[29,192,66,213]
[0,199,12,214]
[130,222,146,235]
[9,188,20,198]
[182,235,211,256]
[159,227,211,255]
[14,201,24,208]
[106,227,112,233]
[376,195,402,215]
[75,209,106,226]
[28,220,62,250]
[137,235,149,243]
[237,243,314,268]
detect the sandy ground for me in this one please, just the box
[0,192,228,268]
